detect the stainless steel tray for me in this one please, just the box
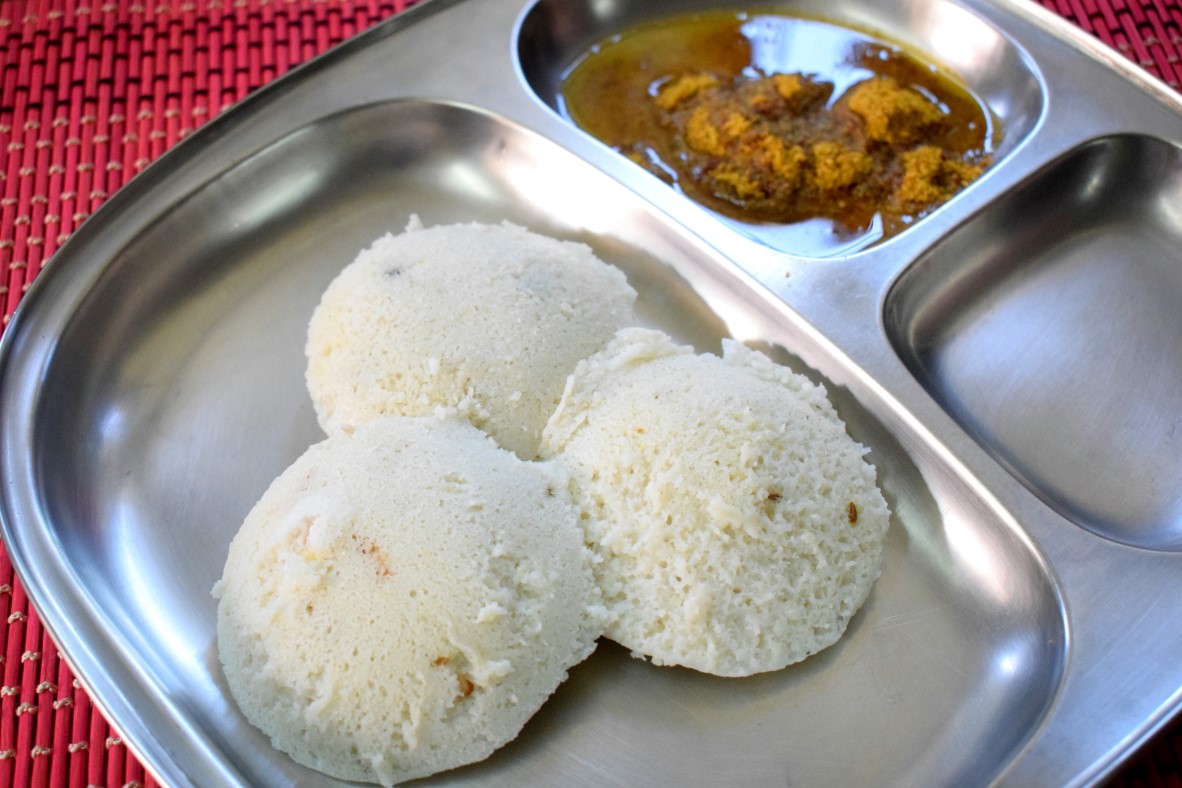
[0,0,1179,785]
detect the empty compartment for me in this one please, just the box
[886,134,1182,551]
[515,0,1045,257]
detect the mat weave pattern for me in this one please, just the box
[1,0,1180,786]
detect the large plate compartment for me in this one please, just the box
[1,99,1065,786]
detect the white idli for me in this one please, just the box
[539,328,890,677]
[305,218,638,458]
[214,416,604,785]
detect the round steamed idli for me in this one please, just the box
[213,416,604,786]
[539,328,890,677]
[305,218,638,458]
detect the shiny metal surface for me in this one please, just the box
[0,0,1178,786]
[887,135,1182,550]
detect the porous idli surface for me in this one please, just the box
[213,416,604,786]
[305,218,638,458]
[539,328,890,677]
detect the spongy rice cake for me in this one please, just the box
[214,416,604,785]
[539,328,890,677]
[305,218,638,458]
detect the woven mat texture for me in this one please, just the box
[1,0,1180,785]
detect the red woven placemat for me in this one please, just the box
[1,1,1180,786]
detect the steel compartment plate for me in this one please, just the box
[0,0,1179,786]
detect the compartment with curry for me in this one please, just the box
[558,11,1001,255]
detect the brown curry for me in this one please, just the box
[560,12,998,253]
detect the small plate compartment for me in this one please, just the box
[515,0,1045,255]
[885,134,1182,551]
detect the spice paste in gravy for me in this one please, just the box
[560,11,998,255]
